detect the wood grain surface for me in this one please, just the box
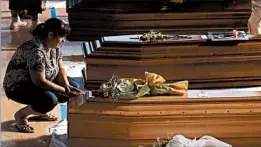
[68,90,261,147]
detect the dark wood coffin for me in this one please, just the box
[67,0,251,41]
[83,35,261,89]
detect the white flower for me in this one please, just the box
[117,79,134,93]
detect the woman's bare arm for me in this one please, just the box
[30,70,66,93]
[57,59,70,87]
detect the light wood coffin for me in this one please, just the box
[68,90,261,147]
[84,35,261,89]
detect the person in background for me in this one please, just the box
[3,18,84,133]
[9,0,27,29]
[248,0,261,35]
[27,0,47,32]
[9,0,47,30]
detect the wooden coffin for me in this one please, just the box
[68,89,261,147]
[83,35,261,89]
[67,0,251,41]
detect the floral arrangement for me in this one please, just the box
[139,30,170,42]
[92,72,188,100]
[137,30,193,42]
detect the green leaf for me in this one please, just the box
[150,86,168,95]
[136,82,151,98]
[134,79,146,91]
[118,91,137,99]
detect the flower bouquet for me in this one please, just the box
[139,30,170,42]
[137,30,192,42]
[92,72,188,100]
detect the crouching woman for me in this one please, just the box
[3,18,84,133]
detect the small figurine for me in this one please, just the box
[232,30,238,38]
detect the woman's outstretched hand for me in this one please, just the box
[65,85,85,97]
[69,85,83,93]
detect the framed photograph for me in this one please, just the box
[208,31,249,41]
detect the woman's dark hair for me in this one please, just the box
[32,18,71,39]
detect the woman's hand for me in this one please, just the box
[67,91,82,97]
[69,85,84,93]
[64,84,84,97]
[64,85,71,94]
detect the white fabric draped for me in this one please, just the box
[165,135,232,147]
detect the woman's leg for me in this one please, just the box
[13,105,35,133]
[68,77,82,89]
[29,90,60,115]
[9,89,59,133]
[6,87,59,124]
[14,105,35,125]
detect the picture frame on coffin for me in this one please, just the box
[208,31,249,41]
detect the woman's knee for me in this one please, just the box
[31,91,58,114]
[68,77,81,89]
[44,91,58,105]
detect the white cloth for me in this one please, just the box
[248,0,261,34]
[46,1,66,8]
[63,61,86,78]
[165,135,232,147]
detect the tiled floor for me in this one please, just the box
[1,1,84,146]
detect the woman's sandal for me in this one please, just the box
[28,114,58,121]
[15,124,34,133]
